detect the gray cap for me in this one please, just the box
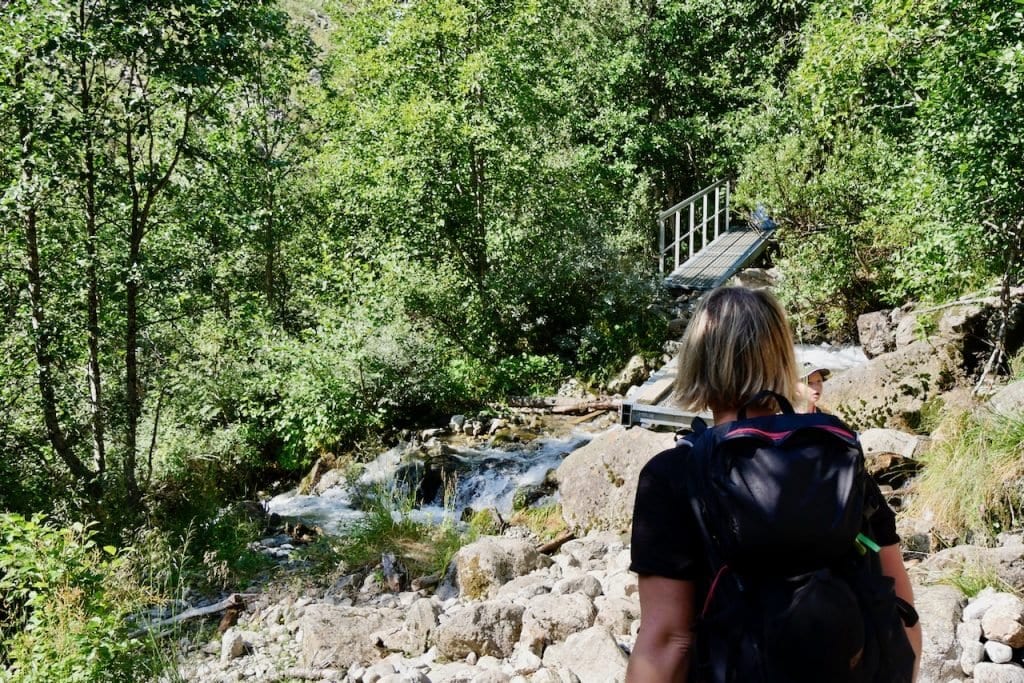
[800,362,831,381]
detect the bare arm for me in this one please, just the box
[880,544,922,681]
[626,575,696,683]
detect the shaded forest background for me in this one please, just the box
[1,0,1023,633]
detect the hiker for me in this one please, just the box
[798,362,831,414]
[626,286,921,682]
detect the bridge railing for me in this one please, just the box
[658,179,730,274]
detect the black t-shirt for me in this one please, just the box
[629,442,900,582]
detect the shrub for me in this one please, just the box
[0,514,152,682]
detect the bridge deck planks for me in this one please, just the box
[664,225,771,291]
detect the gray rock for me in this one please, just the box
[960,639,985,676]
[964,589,1004,622]
[552,575,603,598]
[606,355,649,395]
[298,604,404,669]
[859,428,926,459]
[981,595,1024,647]
[827,338,963,430]
[444,537,552,600]
[520,593,597,653]
[916,584,966,683]
[541,626,628,683]
[919,545,1024,596]
[858,310,897,358]
[554,426,674,534]
[957,618,983,646]
[220,628,250,662]
[985,640,1014,664]
[974,662,1024,683]
[433,602,525,660]
[594,596,641,635]
[364,662,397,682]
[404,598,440,646]
[468,670,512,683]
[895,311,919,349]
[496,573,553,601]
[731,267,776,290]
[989,380,1024,419]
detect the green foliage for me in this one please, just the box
[1011,347,1024,380]
[738,0,1024,335]
[909,410,1024,544]
[941,560,1017,599]
[0,514,152,682]
[509,503,568,543]
[488,355,567,398]
[322,0,666,383]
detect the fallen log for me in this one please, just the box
[550,399,619,415]
[275,669,341,681]
[130,593,251,639]
[571,409,608,425]
[537,531,576,555]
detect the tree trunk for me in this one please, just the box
[263,187,277,315]
[79,7,107,475]
[14,59,96,488]
[124,205,142,504]
[123,82,143,505]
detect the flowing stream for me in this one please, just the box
[266,428,598,536]
[267,343,868,536]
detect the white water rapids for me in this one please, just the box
[267,343,868,536]
[266,430,596,536]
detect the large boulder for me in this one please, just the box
[915,584,967,683]
[433,601,525,660]
[859,428,927,459]
[825,338,964,430]
[554,425,674,534]
[989,380,1024,419]
[298,604,404,669]
[442,536,551,600]
[858,309,904,358]
[541,626,629,683]
[606,355,650,395]
[859,428,926,487]
[520,592,597,654]
[837,290,1024,430]
[914,543,1024,594]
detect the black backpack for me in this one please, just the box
[679,391,917,683]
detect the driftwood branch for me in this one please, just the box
[273,668,342,681]
[550,400,619,415]
[571,409,608,425]
[130,593,250,639]
[537,532,576,555]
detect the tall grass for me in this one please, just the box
[332,482,474,580]
[510,503,568,542]
[908,409,1024,543]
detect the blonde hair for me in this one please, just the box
[673,286,798,413]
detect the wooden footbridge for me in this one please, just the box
[620,179,774,428]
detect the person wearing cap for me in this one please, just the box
[799,363,831,414]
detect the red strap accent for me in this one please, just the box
[701,564,730,618]
[728,424,856,441]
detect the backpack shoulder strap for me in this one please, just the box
[678,421,728,576]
